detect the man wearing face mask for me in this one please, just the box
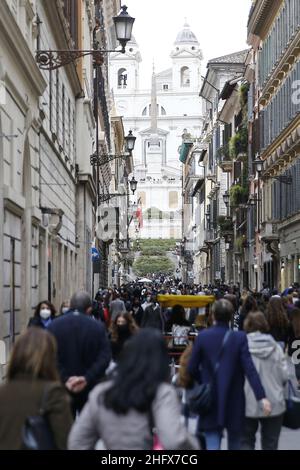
[28,301,56,329]
[141,293,152,311]
[141,294,165,331]
[130,297,144,326]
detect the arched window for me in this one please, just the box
[169,191,178,209]
[181,66,190,87]
[118,68,127,88]
[141,104,167,116]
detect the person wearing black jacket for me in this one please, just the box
[48,290,111,416]
[28,300,56,329]
[130,297,144,326]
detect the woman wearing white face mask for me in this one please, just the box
[28,300,56,329]
[60,300,71,316]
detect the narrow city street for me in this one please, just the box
[0,0,300,459]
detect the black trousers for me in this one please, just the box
[241,415,284,450]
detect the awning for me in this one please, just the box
[179,142,193,163]
[157,294,215,308]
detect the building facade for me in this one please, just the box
[182,50,248,286]
[0,0,127,373]
[110,22,204,241]
[248,0,300,290]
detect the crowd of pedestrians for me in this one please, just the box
[0,277,300,450]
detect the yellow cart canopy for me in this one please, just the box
[157,294,215,308]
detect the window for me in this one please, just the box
[63,0,78,47]
[62,85,65,149]
[56,71,60,137]
[169,191,178,209]
[163,84,169,90]
[68,99,71,155]
[142,104,167,116]
[118,68,127,88]
[49,71,53,131]
[181,66,190,87]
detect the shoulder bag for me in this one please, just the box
[21,384,57,450]
[186,330,232,417]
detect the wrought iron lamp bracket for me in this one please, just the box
[36,48,124,70]
[98,193,131,203]
[90,153,129,166]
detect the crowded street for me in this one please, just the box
[0,0,300,459]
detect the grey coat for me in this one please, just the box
[244,332,289,418]
[68,381,199,450]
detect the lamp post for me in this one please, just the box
[223,190,230,217]
[90,130,136,166]
[36,5,135,70]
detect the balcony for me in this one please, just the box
[216,145,233,173]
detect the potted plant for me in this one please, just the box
[230,184,249,206]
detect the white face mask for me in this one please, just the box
[40,308,51,320]
[146,296,151,303]
[62,307,69,314]
[293,298,299,304]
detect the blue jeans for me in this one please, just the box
[205,430,241,450]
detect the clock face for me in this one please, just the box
[117,101,128,113]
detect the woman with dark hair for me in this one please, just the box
[0,328,73,449]
[109,312,139,361]
[167,305,191,348]
[68,329,199,450]
[28,300,56,329]
[238,296,258,330]
[265,297,290,347]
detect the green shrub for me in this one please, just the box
[133,255,175,276]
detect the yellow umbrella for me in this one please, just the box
[157,294,215,308]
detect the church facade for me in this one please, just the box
[109,23,204,239]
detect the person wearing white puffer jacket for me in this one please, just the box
[241,311,289,450]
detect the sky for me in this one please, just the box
[124,0,253,86]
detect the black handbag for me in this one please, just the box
[186,330,232,417]
[21,384,57,450]
[283,380,300,430]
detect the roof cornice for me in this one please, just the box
[0,1,47,97]
[247,0,283,40]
